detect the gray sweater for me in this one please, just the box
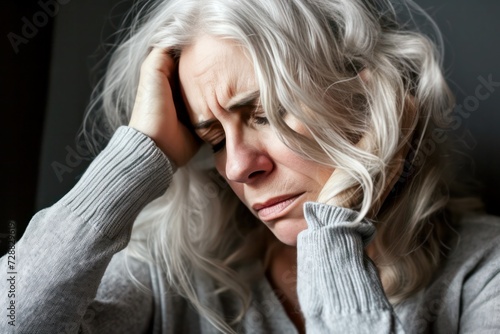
[1,126,500,333]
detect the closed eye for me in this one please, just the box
[253,116,269,125]
[251,104,286,126]
[211,138,226,153]
[250,105,270,126]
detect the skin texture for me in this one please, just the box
[128,36,415,333]
[178,36,334,247]
[178,35,317,333]
[128,36,413,244]
[129,38,332,331]
[129,48,200,167]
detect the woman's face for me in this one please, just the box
[179,36,334,246]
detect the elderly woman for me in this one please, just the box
[2,0,499,333]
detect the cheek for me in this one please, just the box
[316,166,334,186]
[227,182,245,203]
[268,143,333,183]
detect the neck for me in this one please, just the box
[263,238,378,334]
[264,242,305,333]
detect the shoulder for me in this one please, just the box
[398,214,500,332]
[452,212,500,256]
[442,212,500,288]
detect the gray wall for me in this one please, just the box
[36,0,500,214]
[416,0,500,213]
[36,0,130,209]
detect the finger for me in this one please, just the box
[142,47,177,79]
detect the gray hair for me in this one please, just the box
[83,0,480,332]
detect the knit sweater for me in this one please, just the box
[1,126,500,333]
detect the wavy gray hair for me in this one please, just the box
[82,0,480,332]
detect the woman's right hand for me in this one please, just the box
[129,48,200,167]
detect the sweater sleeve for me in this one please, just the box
[297,202,405,333]
[0,126,175,334]
[457,218,500,333]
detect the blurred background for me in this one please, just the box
[1,0,500,255]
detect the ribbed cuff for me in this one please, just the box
[297,202,389,316]
[303,202,375,245]
[61,126,174,239]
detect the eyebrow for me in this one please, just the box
[192,90,260,130]
[226,90,260,111]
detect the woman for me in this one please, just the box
[2,0,500,333]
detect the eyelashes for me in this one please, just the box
[210,114,270,153]
[211,138,226,153]
[253,115,270,126]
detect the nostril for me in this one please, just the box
[248,170,266,179]
[225,143,273,183]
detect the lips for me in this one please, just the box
[252,193,304,221]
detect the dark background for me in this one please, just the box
[1,0,500,255]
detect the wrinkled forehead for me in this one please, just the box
[178,36,258,125]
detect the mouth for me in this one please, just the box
[252,192,305,221]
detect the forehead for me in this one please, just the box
[178,36,257,123]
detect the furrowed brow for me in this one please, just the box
[192,90,261,130]
[226,90,260,111]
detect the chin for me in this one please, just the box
[265,217,308,247]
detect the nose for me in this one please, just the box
[224,131,273,184]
